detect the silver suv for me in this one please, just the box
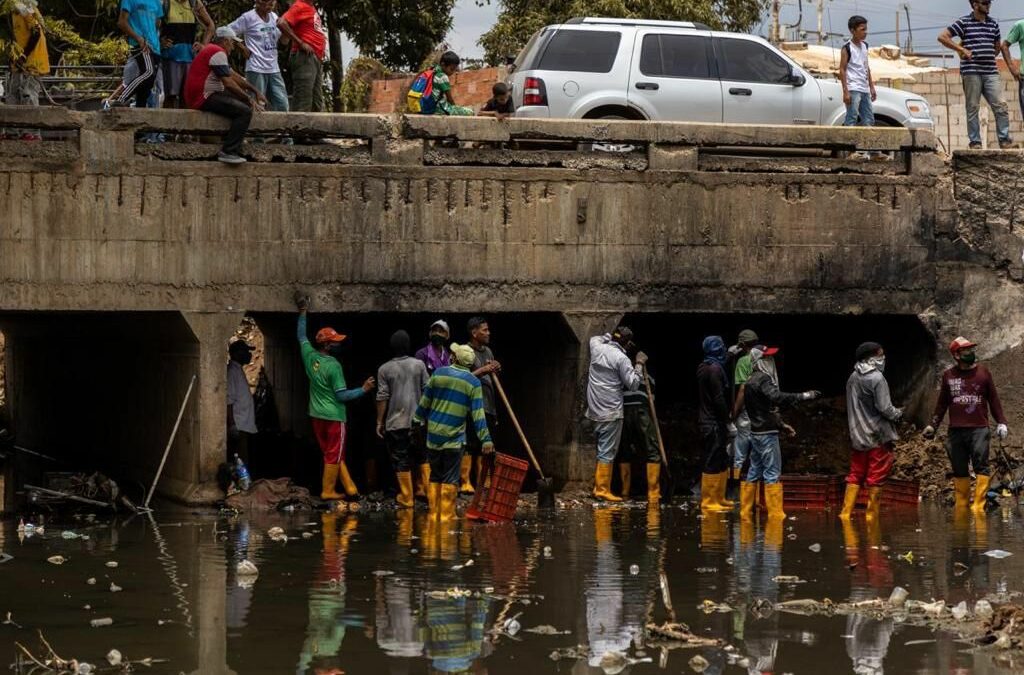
[509,17,933,129]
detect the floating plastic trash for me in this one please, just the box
[984,550,1013,559]
[47,555,66,565]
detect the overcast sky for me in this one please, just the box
[341,0,1024,66]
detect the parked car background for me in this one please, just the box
[508,17,933,129]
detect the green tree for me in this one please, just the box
[479,0,770,65]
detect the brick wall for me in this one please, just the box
[900,66,1023,151]
[368,66,508,113]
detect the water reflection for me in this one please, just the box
[4,503,1024,674]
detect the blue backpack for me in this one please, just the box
[407,69,436,114]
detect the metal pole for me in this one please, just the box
[771,0,781,43]
[895,11,900,51]
[144,374,197,509]
[817,0,825,44]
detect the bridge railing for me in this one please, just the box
[0,106,941,174]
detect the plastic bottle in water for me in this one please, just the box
[234,454,252,491]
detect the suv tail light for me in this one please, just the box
[523,77,547,106]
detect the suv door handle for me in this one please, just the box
[729,88,753,96]
[635,82,659,90]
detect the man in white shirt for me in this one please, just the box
[227,340,258,465]
[228,0,289,111]
[586,327,647,502]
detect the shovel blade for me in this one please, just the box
[536,478,556,509]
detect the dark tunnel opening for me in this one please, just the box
[621,312,937,478]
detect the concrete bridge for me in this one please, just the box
[1,107,1019,504]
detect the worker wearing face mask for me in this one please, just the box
[840,342,902,522]
[923,337,1008,513]
[415,320,451,375]
[296,296,376,501]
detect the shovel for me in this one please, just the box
[492,373,556,508]
[643,367,675,502]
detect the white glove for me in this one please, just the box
[922,425,935,439]
[726,423,738,437]
[801,390,821,401]
[997,423,1009,440]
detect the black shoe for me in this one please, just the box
[969,142,983,150]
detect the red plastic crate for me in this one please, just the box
[782,474,844,508]
[855,478,920,507]
[465,453,529,523]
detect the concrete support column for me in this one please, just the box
[561,311,624,485]
[179,311,244,504]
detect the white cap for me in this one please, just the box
[430,319,450,333]
[215,26,243,42]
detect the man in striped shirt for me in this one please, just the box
[413,343,493,523]
[939,1,1017,149]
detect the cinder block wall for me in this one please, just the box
[369,67,509,114]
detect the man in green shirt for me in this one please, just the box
[1002,20,1024,119]
[296,297,375,500]
[730,329,759,482]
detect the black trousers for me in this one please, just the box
[428,448,463,485]
[118,49,161,109]
[700,423,731,474]
[385,428,426,472]
[618,405,661,463]
[200,91,252,154]
[947,427,990,478]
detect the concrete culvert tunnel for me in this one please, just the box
[0,311,202,504]
[622,312,937,482]
[252,311,579,497]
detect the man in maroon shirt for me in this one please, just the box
[923,336,1008,512]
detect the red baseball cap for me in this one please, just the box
[315,327,347,345]
[949,336,976,356]
[755,345,779,357]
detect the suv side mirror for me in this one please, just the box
[788,67,806,87]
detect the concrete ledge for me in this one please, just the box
[0,108,938,152]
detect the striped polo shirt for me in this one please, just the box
[413,365,492,450]
[948,13,1001,75]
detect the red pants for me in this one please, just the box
[312,418,346,465]
[846,444,894,487]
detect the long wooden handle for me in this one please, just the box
[145,374,197,508]
[491,372,546,479]
[644,369,669,468]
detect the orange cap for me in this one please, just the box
[315,327,347,345]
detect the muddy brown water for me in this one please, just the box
[2,501,1024,674]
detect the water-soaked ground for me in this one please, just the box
[1,500,1023,674]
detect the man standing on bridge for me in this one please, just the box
[923,337,1008,512]
[296,296,375,501]
[4,0,49,116]
[939,0,1017,150]
[184,26,266,165]
[586,327,647,502]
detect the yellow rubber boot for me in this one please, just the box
[740,481,757,520]
[953,477,972,510]
[593,463,623,502]
[864,486,882,522]
[427,482,441,520]
[701,473,731,512]
[972,474,991,514]
[717,470,735,508]
[839,484,860,521]
[619,463,632,500]
[395,471,414,509]
[321,463,344,500]
[765,482,786,520]
[338,461,360,498]
[439,484,459,523]
[414,463,430,500]
[646,463,661,503]
[459,454,475,495]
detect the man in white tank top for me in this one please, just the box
[840,15,883,159]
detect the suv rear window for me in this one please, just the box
[537,30,621,73]
[639,34,711,79]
